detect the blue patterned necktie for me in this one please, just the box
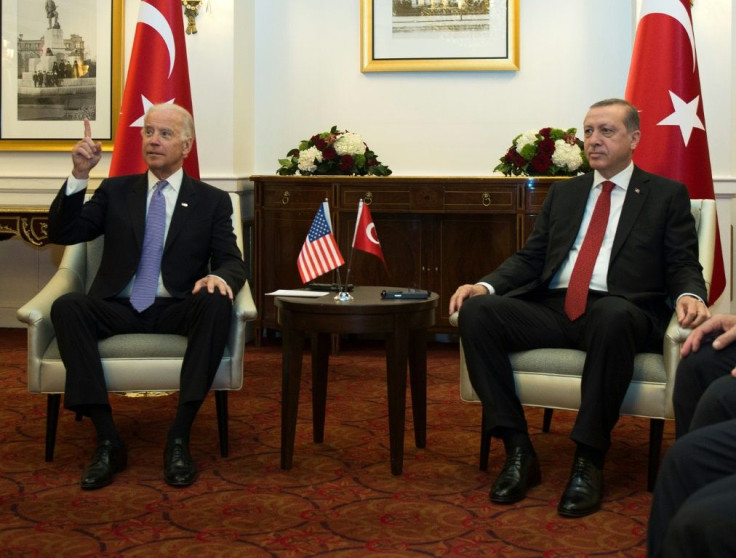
[130,180,168,312]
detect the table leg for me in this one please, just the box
[385,322,409,476]
[311,332,330,444]
[280,324,304,470]
[408,329,427,449]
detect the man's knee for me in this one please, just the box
[189,289,232,318]
[50,292,89,323]
[586,296,637,323]
[700,375,736,410]
[585,297,647,341]
[457,294,505,330]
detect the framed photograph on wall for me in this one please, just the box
[0,0,124,151]
[361,0,519,72]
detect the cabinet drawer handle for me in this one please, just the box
[364,192,373,206]
[482,192,491,207]
[282,191,290,205]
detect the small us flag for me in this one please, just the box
[298,201,344,283]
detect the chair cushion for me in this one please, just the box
[43,334,191,359]
[37,334,236,394]
[510,349,666,383]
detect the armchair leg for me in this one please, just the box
[542,408,553,432]
[45,394,61,462]
[648,418,665,492]
[479,408,491,471]
[215,391,229,458]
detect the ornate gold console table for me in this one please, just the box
[0,207,49,246]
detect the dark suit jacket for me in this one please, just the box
[481,166,707,334]
[47,172,247,299]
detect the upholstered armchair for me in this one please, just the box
[17,193,257,462]
[450,199,716,490]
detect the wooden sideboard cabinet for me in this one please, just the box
[251,175,563,336]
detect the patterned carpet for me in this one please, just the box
[0,327,665,556]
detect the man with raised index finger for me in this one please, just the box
[47,103,247,489]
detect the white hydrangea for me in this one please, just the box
[514,129,538,153]
[551,139,583,171]
[297,146,323,173]
[334,132,366,156]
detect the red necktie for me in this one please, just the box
[564,181,615,321]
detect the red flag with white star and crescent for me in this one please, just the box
[109,0,199,178]
[352,200,387,270]
[625,0,725,304]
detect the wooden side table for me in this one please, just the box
[276,286,439,475]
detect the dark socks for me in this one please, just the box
[494,426,534,454]
[575,443,605,469]
[86,405,122,446]
[167,400,202,442]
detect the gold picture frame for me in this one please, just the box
[361,0,519,72]
[0,0,124,151]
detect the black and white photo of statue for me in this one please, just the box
[15,0,97,122]
[45,0,60,29]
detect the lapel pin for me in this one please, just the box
[635,188,640,194]
[181,202,189,207]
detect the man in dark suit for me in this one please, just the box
[449,98,709,517]
[48,103,247,490]
[648,365,736,557]
[672,313,736,438]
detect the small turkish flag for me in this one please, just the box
[352,200,387,270]
[109,0,199,179]
[625,0,725,304]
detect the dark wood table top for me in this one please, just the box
[274,286,439,315]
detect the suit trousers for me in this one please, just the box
[458,290,655,453]
[50,290,233,413]
[648,375,736,558]
[672,339,736,438]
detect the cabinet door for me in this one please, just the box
[337,212,424,289]
[255,181,333,330]
[436,214,517,327]
[258,208,324,328]
[521,182,550,245]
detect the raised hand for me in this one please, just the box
[71,118,102,179]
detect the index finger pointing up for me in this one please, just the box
[83,118,92,139]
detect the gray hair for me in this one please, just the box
[145,103,195,140]
[589,98,640,133]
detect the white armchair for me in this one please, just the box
[450,199,716,490]
[17,192,258,462]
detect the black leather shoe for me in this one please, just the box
[163,438,198,487]
[490,447,541,504]
[80,440,127,490]
[557,456,604,517]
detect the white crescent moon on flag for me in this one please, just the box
[366,223,380,245]
[139,2,176,78]
[639,0,696,72]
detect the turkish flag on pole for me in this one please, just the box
[352,200,387,270]
[109,0,199,179]
[625,0,725,304]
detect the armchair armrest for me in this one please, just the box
[227,279,258,362]
[233,279,258,323]
[17,244,87,393]
[449,311,459,328]
[662,313,690,416]
[17,267,84,327]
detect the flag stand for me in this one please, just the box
[335,253,353,302]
